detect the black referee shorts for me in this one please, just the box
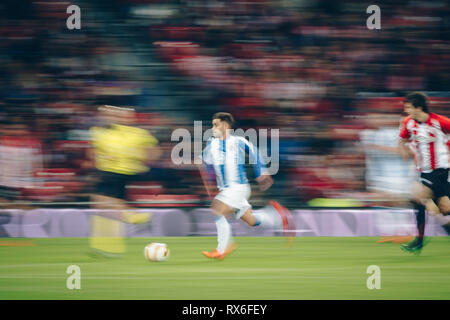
[420,168,450,199]
[94,170,137,200]
[93,168,177,200]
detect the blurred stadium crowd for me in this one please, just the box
[0,0,449,208]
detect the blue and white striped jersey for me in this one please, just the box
[202,135,267,190]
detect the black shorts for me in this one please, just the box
[94,168,175,200]
[95,170,138,199]
[420,168,450,199]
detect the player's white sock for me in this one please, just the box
[253,206,282,229]
[215,215,232,254]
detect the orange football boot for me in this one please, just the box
[202,243,237,260]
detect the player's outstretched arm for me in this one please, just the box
[197,138,218,199]
[398,138,413,160]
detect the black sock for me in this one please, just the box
[413,203,426,245]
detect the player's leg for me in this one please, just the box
[89,172,135,257]
[412,182,433,243]
[240,208,257,226]
[240,205,280,229]
[435,169,450,216]
[239,200,295,245]
[205,185,252,259]
[202,198,237,259]
[434,172,450,234]
[437,196,450,215]
[233,181,291,232]
[211,198,236,255]
[401,182,433,253]
[90,194,127,257]
[411,180,434,207]
[91,194,148,221]
[432,197,450,235]
[91,194,128,219]
[423,169,450,235]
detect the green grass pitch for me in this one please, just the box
[0,237,449,300]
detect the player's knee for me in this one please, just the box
[410,199,424,208]
[438,202,450,215]
[211,208,224,216]
[211,205,229,217]
[424,199,439,214]
[411,186,433,205]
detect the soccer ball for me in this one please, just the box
[144,242,170,262]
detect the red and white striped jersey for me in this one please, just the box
[399,113,450,173]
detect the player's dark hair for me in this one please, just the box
[405,92,429,113]
[213,112,234,128]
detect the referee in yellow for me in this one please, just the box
[88,105,161,257]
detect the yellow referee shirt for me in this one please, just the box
[90,124,158,175]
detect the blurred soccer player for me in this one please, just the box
[0,120,43,209]
[199,112,294,260]
[88,105,161,257]
[360,114,416,244]
[398,92,450,254]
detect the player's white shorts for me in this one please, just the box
[214,184,251,219]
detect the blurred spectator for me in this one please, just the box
[0,119,43,206]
